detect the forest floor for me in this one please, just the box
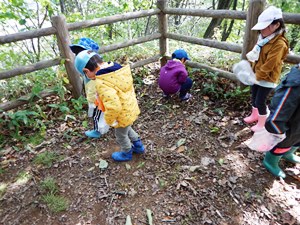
[0,63,300,225]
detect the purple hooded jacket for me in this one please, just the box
[158,60,188,94]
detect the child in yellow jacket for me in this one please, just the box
[74,50,145,162]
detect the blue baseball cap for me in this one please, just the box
[172,49,190,60]
[74,50,97,76]
[70,37,99,54]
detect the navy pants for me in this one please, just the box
[179,77,193,98]
[93,108,102,131]
[251,84,273,115]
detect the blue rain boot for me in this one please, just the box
[85,130,101,138]
[132,139,145,154]
[112,149,133,162]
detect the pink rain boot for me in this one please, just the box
[244,107,259,124]
[251,114,267,132]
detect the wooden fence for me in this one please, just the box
[0,0,300,111]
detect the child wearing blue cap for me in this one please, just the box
[159,49,193,101]
[74,50,145,162]
[70,38,104,138]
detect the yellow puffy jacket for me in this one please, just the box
[85,80,97,104]
[95,65,140,128]
[253,33,289,84]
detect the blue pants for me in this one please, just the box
[251,84,273,115]
[179,77,193,98]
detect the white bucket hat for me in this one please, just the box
[251,6,283,30]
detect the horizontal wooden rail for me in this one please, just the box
[99,33,161,53]
[186,61,238,81]
[167,33,300,64]
[283,13,300,24]
[131,55,160,69]
[286,54,300,64]
[68,9,160,31]
[165,8,246,20]
[0,9,160,45]
[0,27,56,45]
[0,90,57,112]
[164,8,300,24]
[166,32,242,53]
[0,58,61,80]
[0,34,161,80]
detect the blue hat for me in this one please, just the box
[74,50,97,76]
[70,37,99,54]
[172,49,190,60]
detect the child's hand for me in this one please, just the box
[111,121,118,127]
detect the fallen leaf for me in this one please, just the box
[125,215,132,225]
[146,209,153,225]
[125,164,131,170]
[176,138,186,147]
[176,146,185,153]
[99,160,108,169]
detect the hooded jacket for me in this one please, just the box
[253,33,289,84]
[265,65,300,147]
[95,65,140,128]
[159,59,188,94]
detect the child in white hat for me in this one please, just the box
[244,6,289,132]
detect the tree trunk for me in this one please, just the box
[221,0,237,41]
[59,0,65,14]
[203,0,232,39]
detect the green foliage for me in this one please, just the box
[224,86,250,103]
[48,103,70,114]
[15,171,31,186]
[210,126,220,134]
[33,151,59,167]
[71,95,87,114]
[41,193,68,213]
[39,176,68,213]
[0,183,8,199]
[7,110,39,132]
[40,177,59,195]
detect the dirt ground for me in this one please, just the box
[0,63,299,225]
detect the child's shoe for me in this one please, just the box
[163,93,170,99]
[85,130,101,138]
[180,93,192,101]
[112,150,133,162]
[132,139,145,154]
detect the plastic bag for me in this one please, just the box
[233,60,257,85]
[97,112,110,134]
[88,103,96,117]
[244,128,286,152]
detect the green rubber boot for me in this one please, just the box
[282,147,300,164]
[263,151,286,178]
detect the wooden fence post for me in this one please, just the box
[241,0,266,59]
[157,0,169,67]
[51,15,82,98]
